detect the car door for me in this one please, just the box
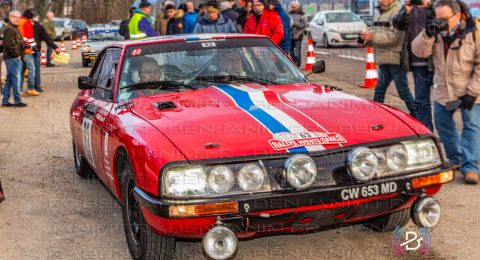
[83,48,121,184]
[310,13,320,42]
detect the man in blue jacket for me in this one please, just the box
[165,4,185,35]
[269,0,291,54]
[184,1,198,33]
[193,0,237,33]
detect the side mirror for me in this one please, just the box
[305,60,326,78]
[317,20,324,26]
[78,76,96,90]
[312,60,326,74]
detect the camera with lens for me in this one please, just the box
[409,0,423,5]
[427,19,449,36]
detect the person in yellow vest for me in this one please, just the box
[128,1,159,40]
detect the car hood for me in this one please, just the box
[328,22,366,33]
[130,83,426,161]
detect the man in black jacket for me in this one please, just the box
[393,0,435,131]
[119,7,136,40]
[32,13,60,92]
[1,10,26,108]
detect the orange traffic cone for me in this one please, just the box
[40,50,47,65]
[82,34,87,43]
[360,47,378,88]
[60,41,66,52]
[304,34,316,71]
[71,39,77,50]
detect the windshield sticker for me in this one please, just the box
[131,48,142,56]
[201,42,216,48]
[269,132,347,151]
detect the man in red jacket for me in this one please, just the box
[243,0,283,44]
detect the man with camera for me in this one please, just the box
[360,0,418,119]
[393,0,435,131]
[412,0,480,184]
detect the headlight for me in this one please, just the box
[164,165,207,196]
[386,144,408,171]
[208,166,234,194]
[374,139,441,177]
[284,155,317,189]
[347,147,378,181]
[162,163,270,197]
[237,164,265,191]
[82,45,91,52]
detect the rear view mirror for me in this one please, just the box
[78,76,96,90]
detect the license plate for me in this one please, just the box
[344,34,358,39]
[339,181,406,201]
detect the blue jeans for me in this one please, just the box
[2,58,23,105]
[33,52,42,91]
[412,66,434,131]
[434,102,480,174]
[21,54,36,91]
[373,64,418,118]
[46,46,53,64]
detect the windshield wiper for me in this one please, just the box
[195,75,277,85]
[120,80,198,92]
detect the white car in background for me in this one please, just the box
[309,10,367,47]
[53,18,73,40]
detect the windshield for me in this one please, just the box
[326,12,361,23]
[118,38,307,101]
[88,31,123,41]
[53,20,65,27]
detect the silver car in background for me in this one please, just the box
[309,10,367,47]
[53,18,73,40]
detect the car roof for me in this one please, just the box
[108,33,268,48]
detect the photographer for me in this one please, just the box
[412,0,480,184]
[393,0,435,131]
[361,0,418,118]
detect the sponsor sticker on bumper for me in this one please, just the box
[268,132,347,151]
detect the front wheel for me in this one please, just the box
[323,34,331,48]
[363,208,411,232]
[121,159,175,260]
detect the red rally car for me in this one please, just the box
[70,34,454,260]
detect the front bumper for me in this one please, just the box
[134,166,453,238]
[326,32,362,46]
[82,52,98,62]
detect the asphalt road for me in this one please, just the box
[0,40,478,260]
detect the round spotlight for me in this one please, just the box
[347,147,378,181]
[208,166,235,194]
[284,154,317,189]
[202,224,238,260]
[412,196,441,229]
[386,144,408,171]
[237,164,265,191]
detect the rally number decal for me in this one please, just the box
[82,117,95,168]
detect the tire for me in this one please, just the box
[82,61,89,67]
[72,142,94,178]
[323,34,331,48]
[363,208,411,232]
[120,159,175,260]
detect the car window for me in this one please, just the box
[326,12,361,23]
[117,39,307,102]
[92,49,121,101]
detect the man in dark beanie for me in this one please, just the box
[269,0,291,54]
[193,0,237,33]
[128,0,159,39]
[243,0,284,44]
[165,4,185,35]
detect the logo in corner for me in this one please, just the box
[392,226,432,256]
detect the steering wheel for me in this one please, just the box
[158,64,184,81]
